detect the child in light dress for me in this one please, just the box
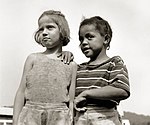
[13,10,77,125]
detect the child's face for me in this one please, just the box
[38,15,61,48]
[79,24,105,58]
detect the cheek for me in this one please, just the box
[55,32,61,40]
[93,39,104,47]
[80,47,84,52]
[80,44,84,51]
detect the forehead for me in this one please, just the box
[79,24,97,35]
[38,15,56,26]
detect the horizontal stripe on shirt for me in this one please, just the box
[76,56,130,97]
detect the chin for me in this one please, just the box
[84,54,91,58]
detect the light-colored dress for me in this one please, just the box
[17,53,74,125]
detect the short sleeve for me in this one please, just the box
[109,56,130,96]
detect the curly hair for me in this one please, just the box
[79,16,112,49]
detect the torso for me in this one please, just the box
[76,56,126,107]
[76,57,115,95]
[25,53,73,103]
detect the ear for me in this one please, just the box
[104,35,109,44]
[104,34,108,41]
[103,35,110,49]
[103,35,111,50]
[104,40,109,46]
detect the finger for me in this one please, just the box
[74,104,78,110]
[57,53,64,61]
[74,105,81,111]
[75,107,87,112]
[70,56,74,62]
[76,108,81,112]
[66,52,71,64]
[57,53,62,58]
[61,54,66,63]
[63,52,68,64]
[80,107,87,112]
[74,98,81,104]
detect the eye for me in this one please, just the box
[38,27,44,32]
[85,33,94,40]
[47,25,55,30]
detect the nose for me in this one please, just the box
[42,28,48,36]
[81,39,88,46]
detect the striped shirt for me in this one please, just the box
[76,56,130,106]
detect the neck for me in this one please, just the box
[43,46,62,58]
[89,49,109,65]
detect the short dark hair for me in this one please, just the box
[79,16,112,49]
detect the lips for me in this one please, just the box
[82,47,90,53]
[42,37,50,41]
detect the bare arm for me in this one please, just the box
[75,57,130,108]
[58,51,74,64]
[77,86,129,101]
[68,62,77,122]
[13,54,35,125]
[74,86,128,112]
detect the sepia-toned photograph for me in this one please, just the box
[0,0,150,125]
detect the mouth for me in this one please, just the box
[82,47,90,53]
[42,38,50,41]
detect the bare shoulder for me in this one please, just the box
[26,53,37,62]
[69,61,77,70]
[70,61,77,67]
[23,53,38,68]
[27,53,37,59]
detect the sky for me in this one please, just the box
[0,0,150,116]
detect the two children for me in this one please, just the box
[13,10,130,125]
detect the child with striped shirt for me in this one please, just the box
[62,16,130,125]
